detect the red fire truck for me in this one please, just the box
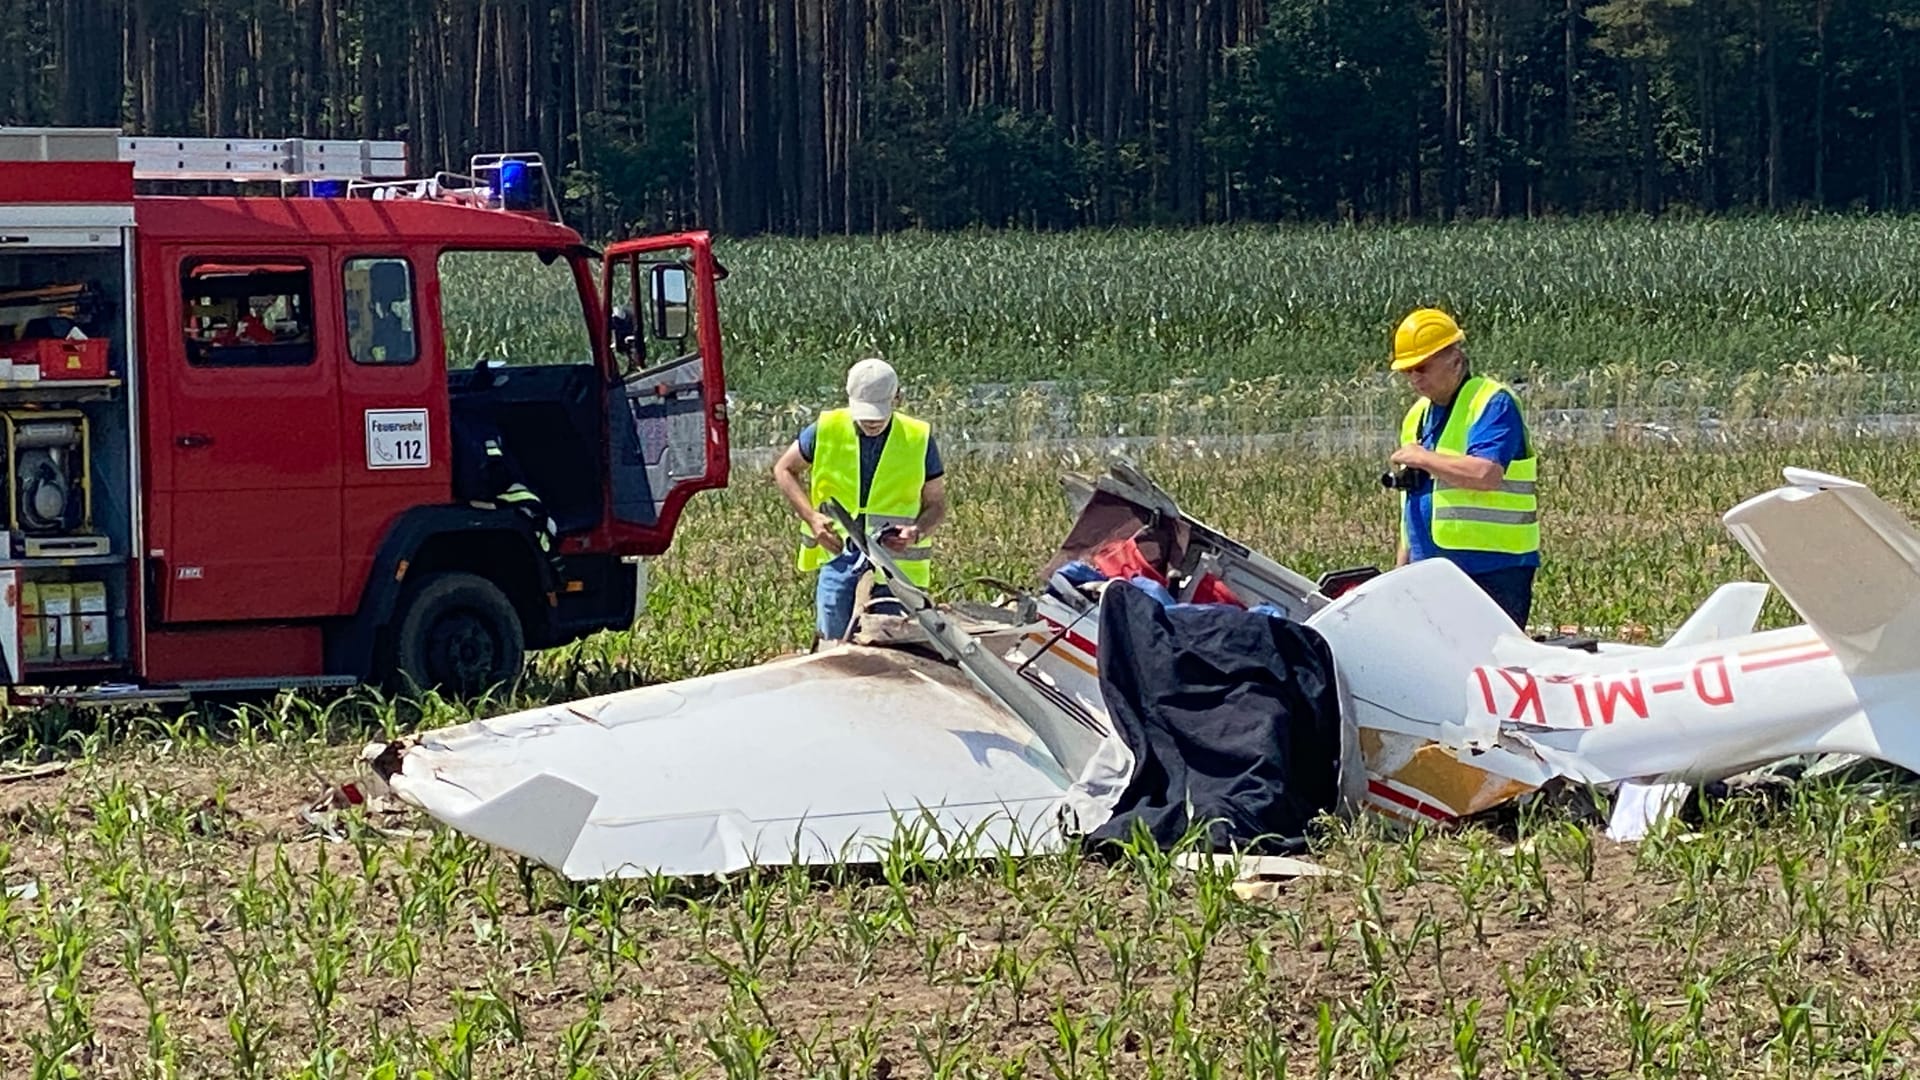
[0,127,729,702]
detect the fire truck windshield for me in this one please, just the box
[438,250,594,371]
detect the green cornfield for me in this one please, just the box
[443,216,1920,447]
[712,217,1920,394]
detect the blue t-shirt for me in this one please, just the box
[796,419,943,510]
[1403,388,1540,574]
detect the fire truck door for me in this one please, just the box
[602,237,729,551]
[335,253,446,609]
[158,254,345,622]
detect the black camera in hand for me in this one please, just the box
[1380,466,1429,492]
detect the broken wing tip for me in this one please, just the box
[1780,466,1867,491]
[1725,467,1870,526]
[446,771,600,872]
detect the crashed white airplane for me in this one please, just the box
[364,462,1920,878]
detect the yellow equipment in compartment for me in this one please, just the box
[16,579,108,662]
[19,581,40,659]
[35,582,71,659]
[2,409,105,557]
[73,580,107,658]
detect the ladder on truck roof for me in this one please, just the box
[2,126,561,222]
[0,126,408,181]
[121,135,409,181]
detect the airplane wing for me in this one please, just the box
[370,646,1076,879]
[1723,468,1920,677]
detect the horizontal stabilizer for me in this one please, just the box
[1723,469,1920,677]
[1664,582,1770,648]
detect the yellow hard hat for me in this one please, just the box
[1391,308,1464,370]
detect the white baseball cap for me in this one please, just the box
[845,357,898,422]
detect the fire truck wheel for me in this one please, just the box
[390,572,526,696]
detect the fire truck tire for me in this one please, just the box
[389,571,526,696]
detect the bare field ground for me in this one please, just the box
[2,740,1918,1078]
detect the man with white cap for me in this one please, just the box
[775,357,947,641]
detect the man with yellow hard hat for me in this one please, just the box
[1385,307,1540,629]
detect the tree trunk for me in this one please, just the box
[1050,0,1070,122]
[550,0,574,182]
[777,0,801,229]
[1176,0,1205,222]
[1901,57,1914,210]
[1102,0,1125,223]
[717,0,743,231]
[1813,0,1828,206]
[1762,0,1782,208]
[300,0,322,134]
[1444,0,1467,219]
[571,0,590,172]
[130,0,150,130]
[941,0,964,112]
[1409,137,1424,219]
[583,0,604,118]
[1695,0,1717,209]
[842,0,864,231]
[506,0,529,150]
[439,0,463,169]
[58,0,81,124]
[748,0,774,231]
[1562,0,1579,211]
[532,0,556,167]
[325,0,343,136]
[1014,0,1034,111]
[361,0,380,140]
[470,2,489,148]
[691,0,721,227]
[1636,61,1659,213]
[800,0,827,235]
[1479,0,1498,215]
[1074,0,1094,140]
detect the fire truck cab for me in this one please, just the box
[0,127,729,701]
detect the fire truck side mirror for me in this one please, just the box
[650,264,690,342]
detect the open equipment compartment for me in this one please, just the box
[0,146,139,686]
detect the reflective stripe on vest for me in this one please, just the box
[1399,376,1539,556]
[797,409,932,587]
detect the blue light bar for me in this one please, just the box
[496,160,538,212]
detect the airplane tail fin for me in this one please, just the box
[1305,558,1524,736]
[1723,468,1920,677]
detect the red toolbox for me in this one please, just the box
[0,337,109,380]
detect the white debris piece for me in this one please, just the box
[372,645,1079,879]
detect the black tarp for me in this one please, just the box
[1087,580,1344,854]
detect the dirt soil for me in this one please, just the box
[0,744,1916,1077]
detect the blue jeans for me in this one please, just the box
[815,550,897,640]
[1470,566,1536,630]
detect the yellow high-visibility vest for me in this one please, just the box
[797,408,932,587]
[1399,376,1539,555]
